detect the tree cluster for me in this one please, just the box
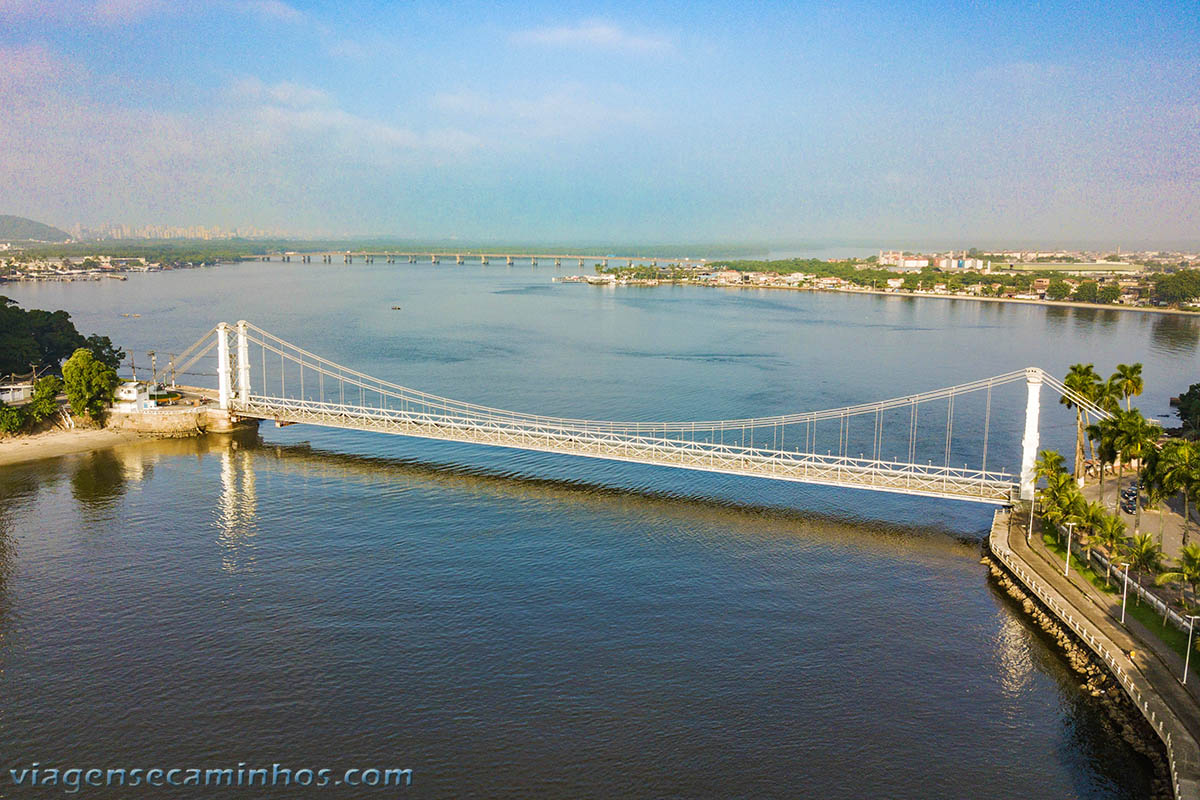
[1152,269,1200,305]
[61,348,120,420]
[703,257,1140,302]
[1176,383,1200,433]
[0,296,123,375]
[0,376,63,433]
[1035,362,1200,621]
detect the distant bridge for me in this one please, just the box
[251,251,708,268]
[167,322,1107,505]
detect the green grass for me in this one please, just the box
[1040,532,1193,659]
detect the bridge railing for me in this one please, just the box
[233,395,1017,501]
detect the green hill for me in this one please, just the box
[0,215,71,242]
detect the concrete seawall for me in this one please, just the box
[986,508,1200,800]
[108,407,258,437]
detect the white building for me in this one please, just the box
[112,381,157,412]
[0,381,33,404]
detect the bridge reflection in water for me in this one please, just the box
[167,322,1110,506]
[218,445,257,573]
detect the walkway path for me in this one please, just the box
[1013,518,1200,731]
[994,511,1200,798]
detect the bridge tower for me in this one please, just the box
[506,256,513,266]
[216,322,232,410]
[578,258,585,268]
[531,257,538,267]
[481,256,489,265]
[1018,367,1043,500]
[456,254,463,264]
[236,320,250,403]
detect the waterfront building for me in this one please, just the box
[0,380,33,404]
[113,381,157,412]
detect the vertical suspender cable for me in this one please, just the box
[908,400,917,463]
[982,383,992,476]
[944,392,954,466]
[874,408,881,461]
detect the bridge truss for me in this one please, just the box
[169,322,1110,505]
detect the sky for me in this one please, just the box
[1,0,1198,247]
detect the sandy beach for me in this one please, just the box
[0,428,148,468]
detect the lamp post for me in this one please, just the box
[1027,499,1036,544]
[1185,615,1199,686]
[1120,562,1131,624]
[1063,522,1076,577]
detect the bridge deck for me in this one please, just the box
[232,396,1017,504]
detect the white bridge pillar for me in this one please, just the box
[217,322,232,410]
[236,320,250,403]
[1018,367,1043,501]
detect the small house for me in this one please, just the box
[113,381,157,412]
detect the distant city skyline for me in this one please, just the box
[2,1,1198,247]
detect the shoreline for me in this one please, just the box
[836,286,1200,317]
[575,278,1200,317]
[0,428,150,468]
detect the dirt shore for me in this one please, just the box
[0,428,148,468]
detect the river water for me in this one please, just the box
[2,262,1198,798]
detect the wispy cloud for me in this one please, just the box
[0,48,485,229]
[0,0,304,25]
[237,0,304,24]
[433,85,656,138]
[511,20,672,53]
[228,77,331,108]
[92,0,165,23]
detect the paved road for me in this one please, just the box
[1084,476,1196,560]
[1009,514,1200,743]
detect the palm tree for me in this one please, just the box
[1042,471,1078,513]
[1157,543,1200,612]
[1114,409,1160,534]
[1086,418,1119,509]
[1034,449,1066,483]
[1124,533,1164,595]
[1159,439,1199,546]
[1095,377,1124,415]
[1062,364,1101,482]
[1082,500,1107,562]
[1094,513,1127,586]
[1111,363,1144,411]
[1142,445,1170,547]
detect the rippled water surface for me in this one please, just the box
[3,263,1198,797]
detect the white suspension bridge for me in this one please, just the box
[164,321,1109,505]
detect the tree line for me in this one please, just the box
[705,258,1200,306]
[1033,362,1200,622]
[0,297,124,433]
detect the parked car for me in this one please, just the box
[1120,500,1137,514]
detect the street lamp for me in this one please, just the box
[1120,562,1131,624]
[1063,522,1076,577]
[1185,615,1199,686]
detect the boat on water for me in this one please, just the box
[391,305,402,310]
